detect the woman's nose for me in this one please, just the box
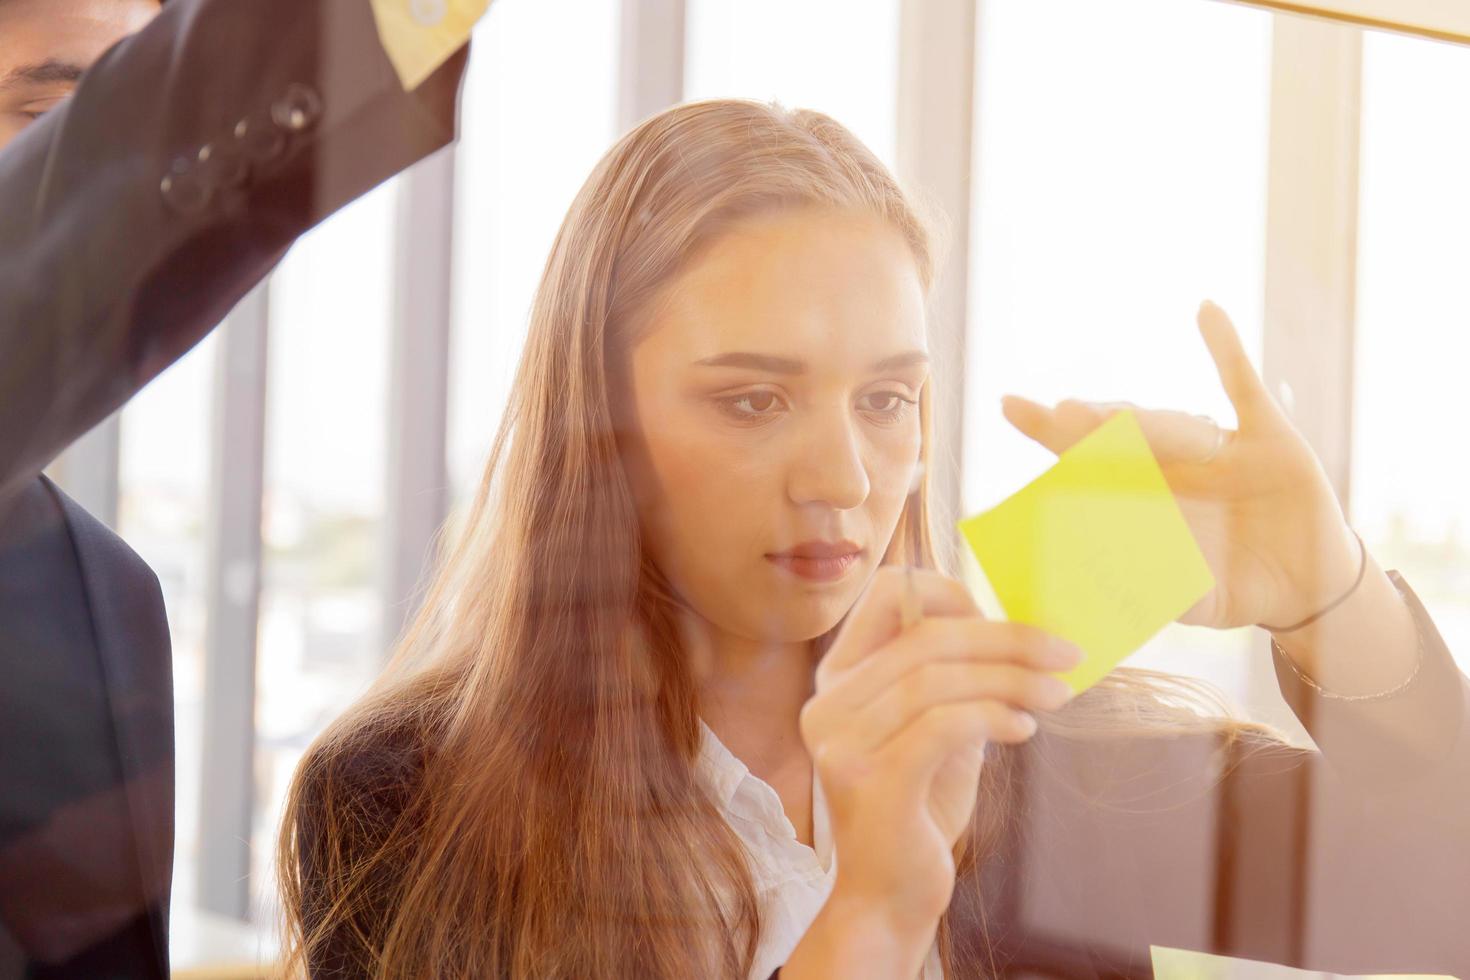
[786,411,870,510]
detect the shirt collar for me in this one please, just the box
[696,716,836,874]
[695,716,749,810]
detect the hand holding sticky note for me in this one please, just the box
[368,0,491,90]
[957,410,1215,693]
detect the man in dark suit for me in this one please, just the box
[0,1,470,975]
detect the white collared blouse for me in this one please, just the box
[695,718,945,980]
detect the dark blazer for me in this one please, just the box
[0,476,171,978]
[0,1,469,975]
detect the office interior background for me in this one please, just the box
[40,0,1470,971]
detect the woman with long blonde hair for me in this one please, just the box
[277,99,1470,978]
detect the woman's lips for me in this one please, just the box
[765,551,863,582]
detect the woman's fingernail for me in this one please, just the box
[1018,712,1038,737]
[1052,641,1085,668]
[1043,676,1074,705]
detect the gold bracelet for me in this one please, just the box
[1270,574,1426,703]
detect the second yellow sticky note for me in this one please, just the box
[957,410,1215,693]
[1151,944,1459,980]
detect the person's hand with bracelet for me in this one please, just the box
[770,303,1435,980]
[999,301,1422,698]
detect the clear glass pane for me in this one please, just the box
[252,177,400,910]
[1353,29,1470,671]
[448,0,619,505]
[965,0,1273,709]
[685,0,900,169]
[117,333,216,915]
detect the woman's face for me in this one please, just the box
[618,207,929,645]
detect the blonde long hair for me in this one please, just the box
[276,98,1269,979]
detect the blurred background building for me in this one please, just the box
[40,0,1470,972]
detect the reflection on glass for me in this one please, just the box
[967,0,1272,708]
[266,91,1470,980]
[72,6,1470,976]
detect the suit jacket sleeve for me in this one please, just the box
[0,0,470,505]
[959,570,1470,978]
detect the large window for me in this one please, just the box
[685,0,900,169]
[70,0,1470,969]
[966,0,1273,708]
[252,177,402,914]
[117,334,216,913]
[448,0,619,506]
[128,0,625,950]
[1353,28,1470,668]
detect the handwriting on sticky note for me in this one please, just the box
[956,410,1214,693]
[1151,944,1460,980]
[368,0,491,90]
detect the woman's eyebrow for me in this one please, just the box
[1,59,85,89]
[693,352,805,374]
[693,350,930,374]
[871,350,930,372]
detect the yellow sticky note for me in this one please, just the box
[368,0,490,90]
[1150,944,1460,980]
[957,410,1214,693]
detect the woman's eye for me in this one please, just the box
[860,391,918,421]
[717,391,784,421]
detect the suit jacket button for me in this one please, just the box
[160,158,211,214]
[233,115,286,164]
[271,83,323,133]
[198,142,248,189]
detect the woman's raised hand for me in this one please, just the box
[783,566,1080,978]
[998,301,1362,632]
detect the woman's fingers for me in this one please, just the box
[801,615,1081,767]
[820,615,1082,713]
[820,566,979,677]
[998,391,1047,438]
[811,699,1033,807]
[1001,301,1288,464]
[880,701,1038,791]
[1002,393,1135,455]
[1196,301,1283,432]
[845,660,1072,754]
[1002,394,1226,465]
